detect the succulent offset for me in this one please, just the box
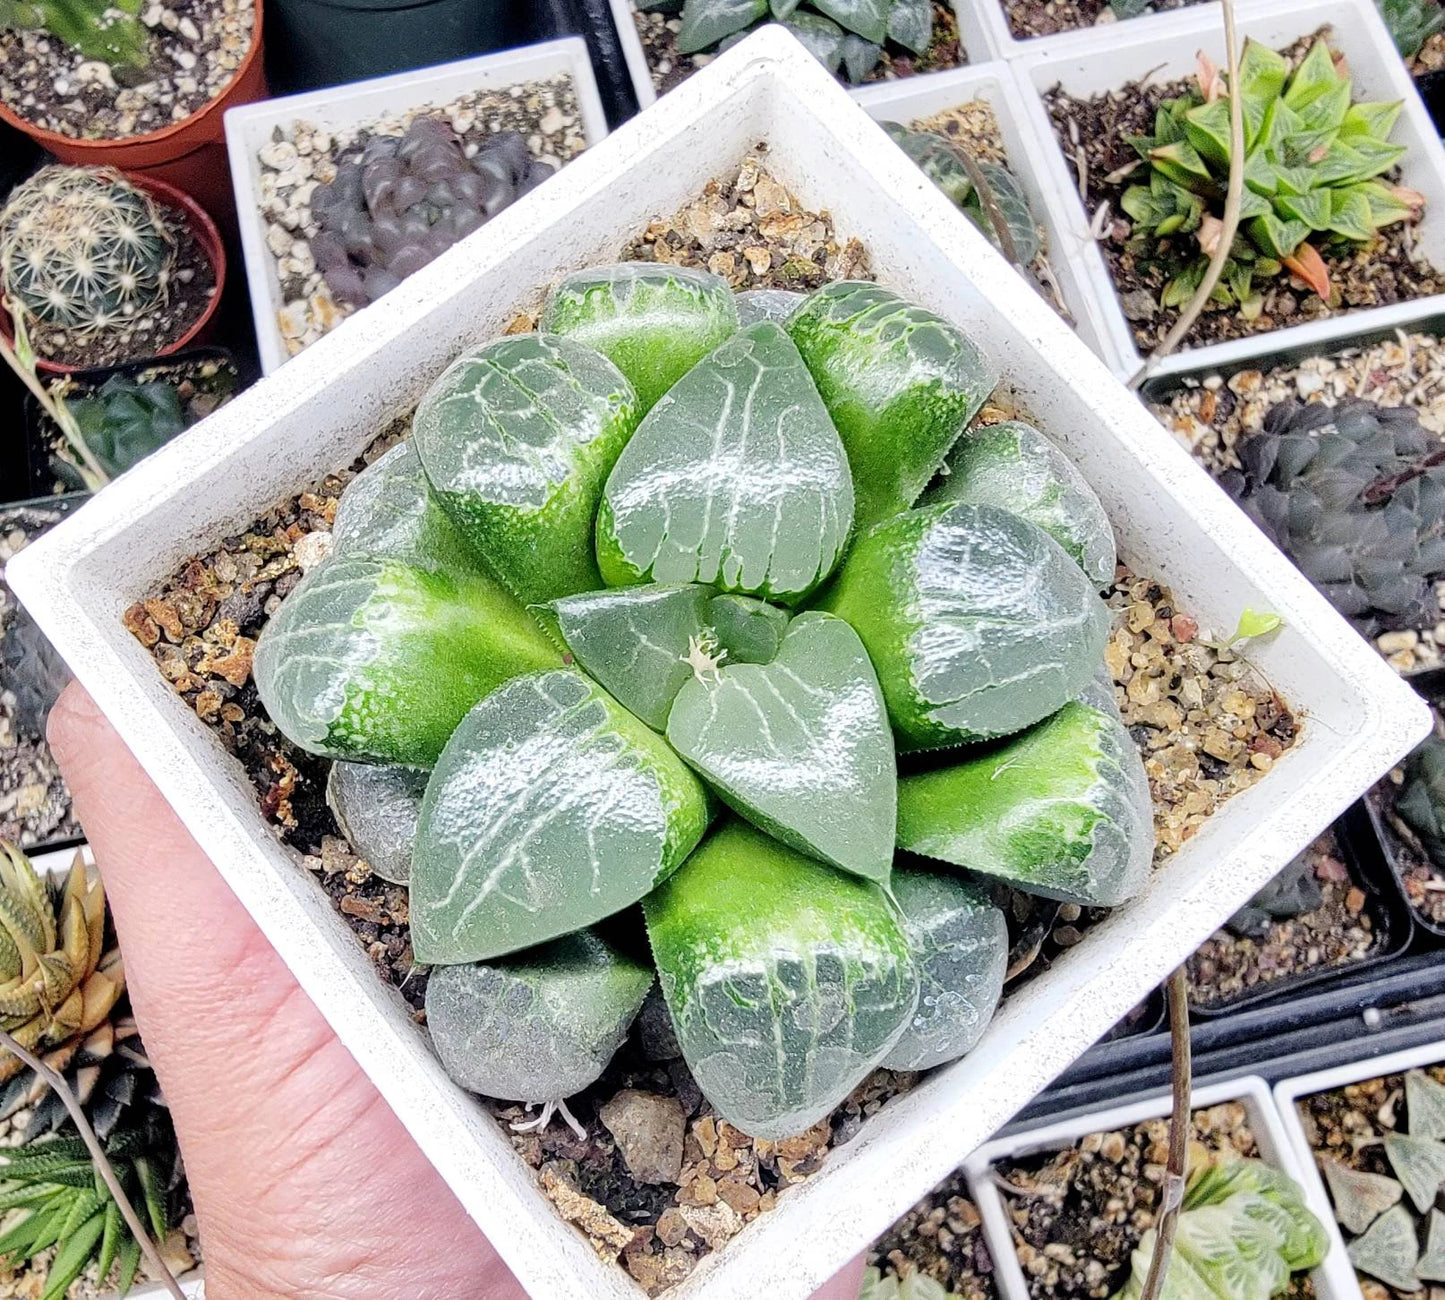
[1122,39,1423,315]
[255,263,1154,1139]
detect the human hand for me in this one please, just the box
[48,683,868,1300]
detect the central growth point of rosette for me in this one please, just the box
[253,262,1153,1141]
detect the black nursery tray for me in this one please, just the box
[1378,665,1445,937]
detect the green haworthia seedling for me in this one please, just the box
[923,420,1117,589]
[822,503,1111,748]
[540,263,739,410]
[644,820,917,1139]
[675,0,766,55]
[425,930,652,1101]
[1348,1204,1421,1293]
[1322,1158,1402,1235]
[667,612,896,884]
[597,321,855,605]
[705,593,789,664]
[882,863,1007,1071]
[735,288,805,327]
[410,668,711,963]
[1385,1132,1445,1213]
[811,0,888,43]
[896,699,1153,906]
[253,555,560,767]
[331,442,479,573]
[788,281,997,534]
[412,333,641,605]
[783,12,845,73]
[1408,1068,1445,1139]
[887,0,932,55]
[325,761,428,885]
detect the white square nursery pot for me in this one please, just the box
[955,0,1225,63]
[1275,1040,1445,1299]
[223,37,610,376]
[964,1077,1353,1299]
[1013,0,1445,381]
[7,26,1430,1300]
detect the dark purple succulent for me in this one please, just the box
[309,119,555,308]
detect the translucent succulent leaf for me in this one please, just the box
[597,321,854,605]
[810,0,888,42]
[552,584,713,730]
[1237,40,1291,149]
[1322,1158,1403,1235]
[859,1267,951,1300]
[411,668,711,963]
[896,698,1153,906]
[667,612,896,883]
[788,282,997,533]
[881,864,1006,1070]
[1409,1069,1445,1140]
[1342,100,1404,140]
[1384,1131,1445,1212]
[821,503,1111,748]
[734,288,805,326]
[425,930,652,1101]
[326,762,427,885]
[972,161,1042,265]
[253,555,560,766]
[412,334,641,605]
[705,593,789,664]
[769,0,801,14]
[922,419,1117,588]
[1184,1160,1329,1270]
[1283,40,1346,115]
[1421,1208,1445,1282]
[675,0,766,53]
[643,820,917,1139]
[840,32,882,83]
[330,442,479,573]
[540,262,739,411]
[1348,1204,1421,1292]
[783,12,845,72]
[887,0,932,54]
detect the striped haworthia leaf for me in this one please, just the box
[410,668,711,963]
[426,930,652,1101]
[597,321,854,605]
[325,761,427,884]
[882,863,1007,1070]
[923,420,1116,588]
[1349,1205,1421,1292]
[253,555,560,766]
[822,503,1111,747]
[667,611,895,883]
[540,262,739,410]
[896,698,1153,906]
[413,333,640,605]
[644,820,917,1139]
[788,281,997,534]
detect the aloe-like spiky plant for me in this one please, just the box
[1379,0,1445,60]
[0,0,150,73]
[1122,39,1423,316]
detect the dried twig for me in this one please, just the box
[0,1025,186,1300]
[1129,0,1244,391]
[1138,966,1193,1300]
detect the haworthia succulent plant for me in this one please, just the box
[1384,1132,1445,1213]
[859,1268,952,1300]
[886,0,931,54]
[788,281,997,533]
[253,555,560,766]
[705,593,789,664]
[1422,1208,1445,1282]
[1409,1068,1445,1139]
[1321,1158,1402,1235]
[425,930,652,1101]
[597,321,855,605]
[881,864,1007,1070]
[923,420,1117,589]
[644,820,917,1139]
[325,761,428,885]
[811,0,888,42]
[1348,1204,1422,1293]
[896,699,1153,906]
[784,12,846,72]
[412,334,640,605]
[330,441,479,573]
[822,503,1111,748]
[667,612,896,883]
[734,288,805,327]
[410,668,711,963]
[675,0,767,55]
[540,263,739,411]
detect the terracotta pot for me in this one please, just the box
[0,172,227,375]
[0,1,267,231]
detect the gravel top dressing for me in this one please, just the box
[1002,0,1205,41]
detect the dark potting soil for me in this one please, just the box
[0,0,255,141]
[869,1171,1000,1300]
[1370,773,1445,930]
[1044,35,1445,355]
[1003,0,1204,41]
[24,222,218,370]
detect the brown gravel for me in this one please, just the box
[1413,31,1445,76]
[1003,0,1205,40]
[870,1178,999,1299]
[1044,32,1444,354]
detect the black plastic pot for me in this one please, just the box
[264,0,522,93]
[1416,69,1445,139]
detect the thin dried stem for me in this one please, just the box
[1129,0,1244,391]
[1138,966,1193,1300]
[0,1025,185,1300]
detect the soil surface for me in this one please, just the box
[630,1,964,98]
[0,0,255,141]
[870,1175,999,1299]
[1414,31,1445,77]
[1044,32,1444,355]
[257,78,586,360]
[1003,0,1204,41]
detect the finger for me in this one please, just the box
[812,1253,868,1299]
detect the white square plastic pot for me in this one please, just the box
[964,1077,1352,1299]
[955,0,1225,62]
[850,60,1119,362]
[7,27,1431,1300]
[1275,1040,1445,1298]
[1013,0,1445,381]
[223,37,610,375]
